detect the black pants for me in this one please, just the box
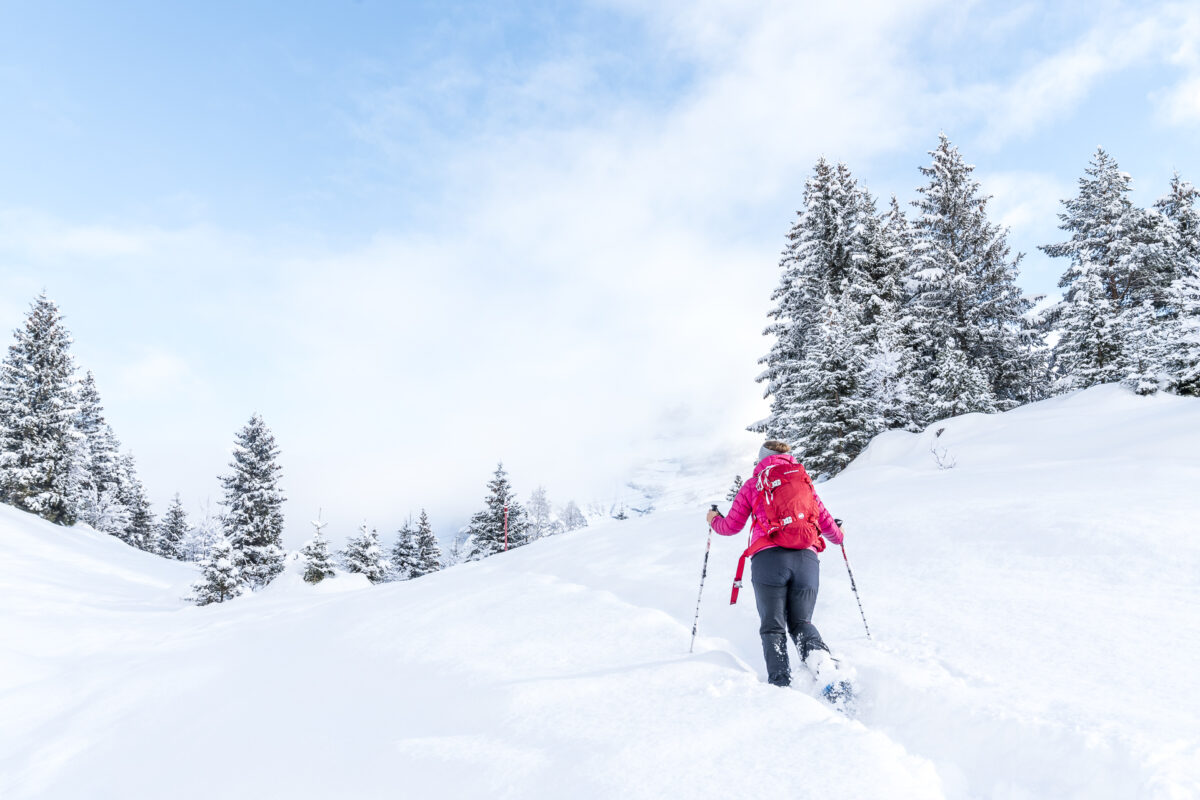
[751,546,827,686]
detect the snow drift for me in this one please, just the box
[2,384,1198,799]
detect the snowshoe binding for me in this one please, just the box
[803,649,859,716]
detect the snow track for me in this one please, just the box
[2,386,1198,799]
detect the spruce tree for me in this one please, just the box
[300,525,336,584]
[446,527,470,565]
[879,196,916,322]
[410,509,443,578]
[1156,173,1200,394]
[789,295,881,479]
[342,523,388,583]
[157,493,190,560]
[82,479,131,536]
[118,452,156,551]
[845,182,924,439]
[465,463,528,561]
[909,134,1029,416]
[189,535,243,606]
[560,500,587,532]
[181,500,221,563]
[929,339,997,419]
[1051,267,1125,391]
[881,196,931,430]
[864,322,919,433]
[1171,271,1200,395]
[1041,148,1173,392]
[1122,298,1170,395]
[72,372,129,533]
[752,158,864,443]
[390,518,419,580]
[726,475,744,501]
[847,187,906,350]
[220,414,286,589]
[753,160,918,475]
[526,486,552,542]
[0,294,79,524]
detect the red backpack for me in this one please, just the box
[752,460,822,550]
[730,458,822,604]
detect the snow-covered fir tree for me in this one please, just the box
[189,534,243,606]
[410,509,443,578]
[389,518,419,580]
[219,414,286,589]
[1156,172,1200,267]
[180,499,221,563]
[909,134,1035,417]
[789,296,881,479]
[726,475,744,501]
[866,196,921,431]
[72,372,129,534]
[1122,298,1171,395]
[117,452,156,551]
[752,158,868,445]
[929,339,997,419]
[1041,148,1174,393]
[864,323,918,433]
[752,160,919,474]
[1171,269,1200,395]
[342,523,389,583]
[1050,267,1125,391]
[1155,173,1200,394]
[846,187,904,352]
[560,500,587,532]
[157,493,190,560]
[300,523,336,584]
[0,294,79,525]
[526,485,552,542]
[82,481,131,536]
[464,463,528,561]
[446,527,470,566]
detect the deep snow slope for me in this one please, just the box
[2,385,1198,799]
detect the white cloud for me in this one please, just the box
[1156,75,1200,125]
[117,348,197,396]
[981,170,1070,232]
[299,0,966,533]
[978,169,1074,296]
[0,210,255,267]
[0,212,149,260]
[952,3,1200,147]
[6,0,1199,544]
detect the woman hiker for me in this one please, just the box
[706,440,844,687]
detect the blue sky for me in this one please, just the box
[2,0,1198,545]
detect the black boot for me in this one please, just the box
[761,633,791,686]
[795,622,829,663]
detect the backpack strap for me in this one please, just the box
[730,518,755,605]
[730,548,749,605]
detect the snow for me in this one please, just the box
[2,384,1199,799]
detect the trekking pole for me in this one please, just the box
[834,519,871,640]
[689,505,717,653]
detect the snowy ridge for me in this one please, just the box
[2,385,1199,799]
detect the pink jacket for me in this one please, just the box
[710,453,843,556]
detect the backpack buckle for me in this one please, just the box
[732,580,742,589]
